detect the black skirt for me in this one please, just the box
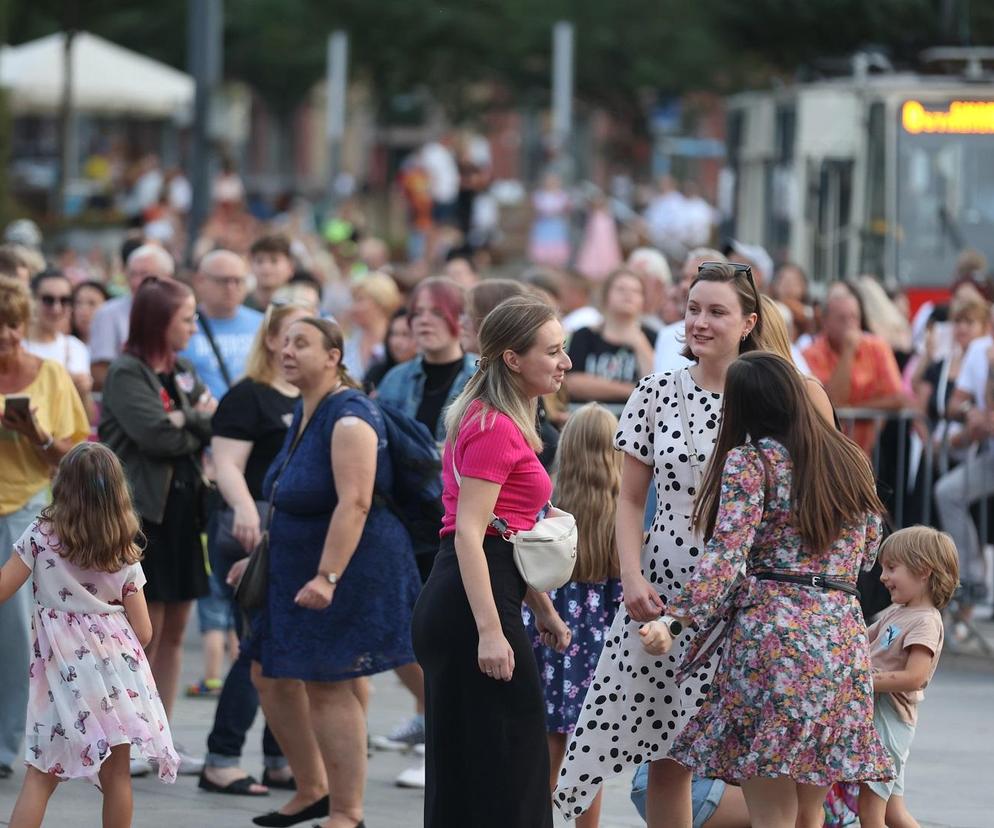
[141,470,209,603]
[412,534,553,828]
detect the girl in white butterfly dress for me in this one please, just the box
[0,443,176,828]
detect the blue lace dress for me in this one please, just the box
[248,390,421,681]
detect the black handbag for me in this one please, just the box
[234,393,331,613]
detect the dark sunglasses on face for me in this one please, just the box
[39,294,73,308]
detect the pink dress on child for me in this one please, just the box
[13,519,178,783]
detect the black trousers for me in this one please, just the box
[412,535,553,828]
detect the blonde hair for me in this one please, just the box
[856,275,912,352]
[0,275,31,327]
[950,295,990,326]
[756,294,795,364]
[40,443,143,572]
[554,404,621,582]
[244,302,310,384]
[879,525,960,610]
[352,272,402,317]
[444,295,557,452]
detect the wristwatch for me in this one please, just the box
[320,571,339,587]
[659,614,683,636]
[37,433,55,451]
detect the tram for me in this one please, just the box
[723,51,994,290]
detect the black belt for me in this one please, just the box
[752,571,860,598]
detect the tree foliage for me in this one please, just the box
[6,0,994,127]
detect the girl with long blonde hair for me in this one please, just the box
[524,403,623,828]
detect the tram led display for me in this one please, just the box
[901,100,994,134]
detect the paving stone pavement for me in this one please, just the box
[1,624,992,827]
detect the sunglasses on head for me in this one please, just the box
[39,294,73,308]
[698,260,758,293]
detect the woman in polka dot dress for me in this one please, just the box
[555,262,764,824]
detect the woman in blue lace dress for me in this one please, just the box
[244,317,420,828]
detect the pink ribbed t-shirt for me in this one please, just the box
[440,400,552,537]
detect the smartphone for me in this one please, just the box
[3,395,30,419]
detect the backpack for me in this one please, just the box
[373,400,445,559]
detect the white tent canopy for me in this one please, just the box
[0,31,193,117]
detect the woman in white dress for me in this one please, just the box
[555,262,763,827]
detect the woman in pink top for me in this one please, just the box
[411,295,573,828]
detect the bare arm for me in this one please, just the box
[0,556,31,604]
[617,454,664,622]
[804,377,837,425]
[293,416,377,610]
[454,475,519,681]
[123,589,153,648]
[872,645,934,693]
[212,436,261,552]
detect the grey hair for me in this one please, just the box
[126,244,175,277]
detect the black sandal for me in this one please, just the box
[198,770,270,797]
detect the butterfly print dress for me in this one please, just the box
[13,520,178,783]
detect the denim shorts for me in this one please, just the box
[630,763,726,828]
[196,570,235,632]
[867,694,916,801]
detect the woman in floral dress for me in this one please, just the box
[640,352,894,828]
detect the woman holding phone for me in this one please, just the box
[0,275,88,779]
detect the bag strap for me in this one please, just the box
[262,391,333,529]
[450,456,512,536]
[197,309,233,389]
[676,368,704,487]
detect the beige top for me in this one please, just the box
[867,604,944,725]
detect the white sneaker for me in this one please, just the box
[395,760,425,789]
[173,744,205,776]
[129,757,152,777]
[370,715,425,752]
[413,743,425,757]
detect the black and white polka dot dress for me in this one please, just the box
[554,368,722,820]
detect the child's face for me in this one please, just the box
[880,557,931,607]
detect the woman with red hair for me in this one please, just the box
[99,278,216,773]
[375,277,476,442]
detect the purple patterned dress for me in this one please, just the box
[667,438,894,785]
[523,579,624,733]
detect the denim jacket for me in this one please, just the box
[375,353,477,441]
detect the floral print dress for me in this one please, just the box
[13,520,178,783]
[523,579,624,733]
[666,438,894,785]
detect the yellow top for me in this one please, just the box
[0,359,89,515]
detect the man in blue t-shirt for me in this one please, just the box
[182,249,264,400]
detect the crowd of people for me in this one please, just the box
[0,170,988,828]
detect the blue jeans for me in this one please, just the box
[0,489,48,767]
[205,507,285,769]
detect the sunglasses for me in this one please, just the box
[38,294,73,309]
[698,260,759,295]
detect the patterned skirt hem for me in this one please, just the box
[668,718,894,788]
[25,736,178,784]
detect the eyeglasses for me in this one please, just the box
[38,294,73,309]
[207,275,248,288]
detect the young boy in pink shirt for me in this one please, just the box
[860,526,960,828]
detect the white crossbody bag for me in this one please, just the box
[452,458,578,592]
